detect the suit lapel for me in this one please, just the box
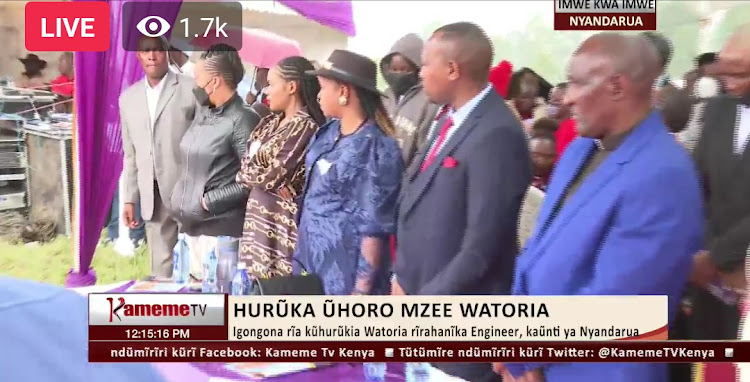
[153,72,178,131]
[533,140,597,239]
[136,79,151,136]
[522,112,662,269]
[398,144,427,206]
[710,97,749,177]
[399,110,445,206]
[536,149,622,248]
[399,94,489,218]
[406,115,445,182]
[728,100,750,172]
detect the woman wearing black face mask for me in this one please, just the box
[168,44,252,280]
[379,33,439,167]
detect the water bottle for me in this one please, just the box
[215,236,239,293]
[172,234,190,284]
[231,262,251,295]
[405,363,430,382]
[202,248,218,293]
[363,363,386,381]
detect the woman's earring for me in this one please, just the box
[338,96,348,106]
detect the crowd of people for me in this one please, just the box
[13,52,75,113]
[111,21,750,382]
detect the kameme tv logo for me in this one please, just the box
[90,293,225,327]
[106,297,207,323]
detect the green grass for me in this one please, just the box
[0,236,151,285]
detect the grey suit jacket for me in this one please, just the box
[119,71,196,220]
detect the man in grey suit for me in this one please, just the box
[392,22,532,382]
[120,36,196,279]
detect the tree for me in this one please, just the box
[421,21,444,39]
[491,14,588,85]
[708,3,750,52]
[655,1,701,78]
[419,4,704,88]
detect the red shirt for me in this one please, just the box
[555,118,578,162]
[50,75,74,97]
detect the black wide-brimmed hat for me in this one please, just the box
[19,54,47,69]
[306,49,384,96]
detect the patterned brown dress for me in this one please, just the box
[236,110,319,278]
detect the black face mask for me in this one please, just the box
[193,78,216,107]
[384,71,419,97]
[192,86,211,106]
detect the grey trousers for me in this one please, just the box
[145,182,179,278]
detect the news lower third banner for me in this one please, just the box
[89,294,739,362]
[553,0,657,31]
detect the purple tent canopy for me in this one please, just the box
[67,0,354,286]
[278,0,356,36]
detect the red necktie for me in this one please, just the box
[421,116,454,172]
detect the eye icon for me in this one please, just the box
[136,15,171,38]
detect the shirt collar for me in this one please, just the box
[208,93,240,115]
[449,83,493,126]
[596,130,630,151]
[145,72,168,92]
[595,112,651,151]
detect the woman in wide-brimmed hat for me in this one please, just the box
[17,54,48,89]
[292,49,405,296]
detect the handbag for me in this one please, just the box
[249,258,324,295]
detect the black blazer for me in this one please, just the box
[394,88,531,382]
[694,95,750,272]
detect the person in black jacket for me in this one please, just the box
[168,44,253,279]
[689,24,750,342]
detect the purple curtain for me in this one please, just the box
[278,0,356,36]
[67,0,353,287]
[67,0,183,287]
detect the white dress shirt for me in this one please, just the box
[145,74,167,131]
[735,105,750,154]
[423,84,493,161]
[236,74,255,104]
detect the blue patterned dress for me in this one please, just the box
[293,119,404,295]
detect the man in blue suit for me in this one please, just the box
[393,22,531,382]
[496,33,705,382]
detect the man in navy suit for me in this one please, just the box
[392,22,531,382]
[496,33,704,382]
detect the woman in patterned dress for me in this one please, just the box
[293,50,405,295]
[236,56,326,278]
